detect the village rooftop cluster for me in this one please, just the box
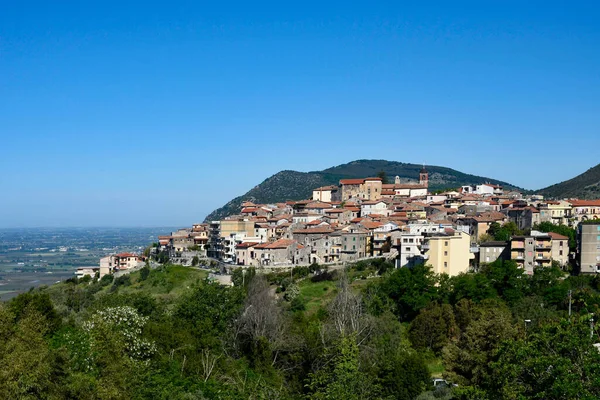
[88,168,600,278]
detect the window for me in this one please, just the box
[409,238,414,243]
[444,251,448,256]
[444,241,449,246]
[406,247,411,252]
[559,250,563,256]
[444,262,448,268]
[403,238,408,243]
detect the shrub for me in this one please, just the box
[99,274,114,287]
[311,270,337,283]
[113,275,131,287]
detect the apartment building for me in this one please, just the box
[577,222,600,274]
[421,230,474,276]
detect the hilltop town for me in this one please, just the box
[86,167,599,279]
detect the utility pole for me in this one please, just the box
[569,290,572,317]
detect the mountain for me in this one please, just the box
[204,159,524,222]
[537,163,600,199]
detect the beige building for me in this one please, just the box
[312,186,339,203]
[510,232,555,274]
[538,201,573,226]
[569,200,600,225]
[548,232,569,267]
[220,219,255,239]
[99,253,141,278]
[340,177,383,201]
[421,230,474,276]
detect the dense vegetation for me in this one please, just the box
[538,162,600,199]
[204,159,522,221]
[1,259,600,399]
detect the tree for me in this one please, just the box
[492,222,522,242]
[0,307,58,399]
[443,299,518,387]
[377,170,389,184]
[491,319,600,399]
[191,256,199,267]
[306,335,381,399]
[409,303,457,355]
[236,275,284,368]
[379,264,438,321]
[480,259,527,305]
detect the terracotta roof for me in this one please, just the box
[569,200,600,207]
[236,242,259,249]
[548,232,569,240]
[116,253,136,258]
[266,239,296,249]
[340,179,365,185]
[306,202,331,209]
[292,227,334,234]
[361,221,383,230]
[364,177,383,181]
[314,185,338,191]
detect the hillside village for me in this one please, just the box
[88,167,600,278]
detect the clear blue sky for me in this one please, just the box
[1,1,599,227]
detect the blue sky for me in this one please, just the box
[1,1,599,227]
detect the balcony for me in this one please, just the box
[421,243,430,251]
[470,246,479,253]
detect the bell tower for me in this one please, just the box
[419,165,428,187]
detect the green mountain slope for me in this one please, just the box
[537,163,600,199]
[204,159,523,222]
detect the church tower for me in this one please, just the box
[419,166,429,187]
[394,176,400,185]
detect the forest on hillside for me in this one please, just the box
[1,259,600,400]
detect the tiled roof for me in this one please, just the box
[569,200,600,207]
[340,179,365,185]
[548,232,569,240]
[292,227,334,234]
[116,253,136,258]
[236,242,259,249]
[266,239,297,249]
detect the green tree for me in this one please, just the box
[480,260,527,305]
[491,221,522,242]
[409,303,457,355]
[491,319,600,399]
[379,264,438,321]
[377,170,389,184]
[306,335,381,399]
[0,307,58,399]
[443,299,518,387]
[191,256,199,267]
